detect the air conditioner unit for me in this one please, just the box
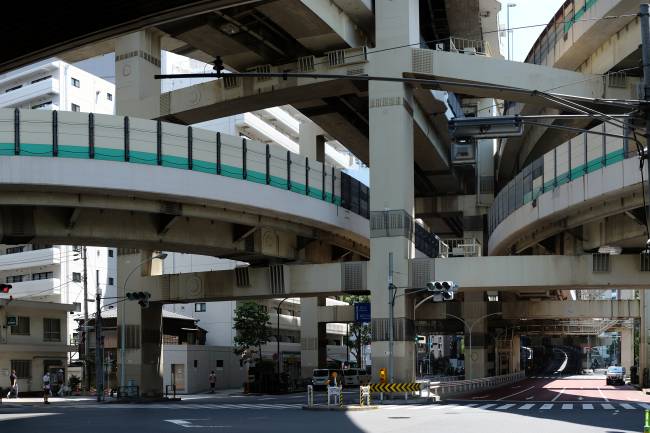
[451,142,476,164]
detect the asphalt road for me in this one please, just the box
[0,384,646,433]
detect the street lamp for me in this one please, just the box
[275,297,289,390]
[446,312,502,379]
[507,3,517,61]
[119,252,167,390]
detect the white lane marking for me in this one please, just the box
[525,396,534,400]
[561,404,573,410]
[601,404,615,410]
[597,387,609,402]
[540,404,553,410]
[551,388,566,402]
[582,404,594,410]
[518,403,534,410]
[578,397,584,400]
[164,419,231,429]
[259,397,276,401]
[472,395,491,399]
[384,405,403,410]
[407,405,428,410]
[496,404,516,410]
[0,413,62,422]
[497,385,536,401]
[620,403,635,410]
[478,403,496,409]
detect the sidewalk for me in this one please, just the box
[1,396,97,406]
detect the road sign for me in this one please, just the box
[355,303,371,322]
[6,316,16,326]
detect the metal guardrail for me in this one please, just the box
[430,371,525,399]
[116,385,139,399]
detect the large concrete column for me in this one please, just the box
[300,297,327,378]
[463,292,489,379]
[369,0,419,384]
[620,327,634,374]
[640,290,650,386]
[299,121,325,162]
[117,252,164,397]
[115,30,161,118]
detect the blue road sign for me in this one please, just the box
[354,303,371,322]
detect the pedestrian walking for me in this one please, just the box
[6,369,17,398]
[42,371,51,404]
[209,371,216,393]
[56,369,65,397]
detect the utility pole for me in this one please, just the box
[640,4,650,241]
[95,291,104,401]
[82,246,89,393]
[388,252,394,384]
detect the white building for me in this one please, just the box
[0,58,114,114]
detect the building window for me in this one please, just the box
[11,360,31,379]
[195,303,206,312]
[5,84,22,93]
[6,275,24,283]
[72,272,82,283]
[193,360,198,368]
[71,103,80,112]
[11,316,30,335]
[31,75,52,84]
[71,77,80,88]
[32,272,53,280]
[107,93,113,101]
[31,101,53,110]
[216,360,224,370]
[108,277,114,286]
[5,246,24,254]
[108,249,114,258]
[43,318,61,342]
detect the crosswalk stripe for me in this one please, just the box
[384,405,403,410]
[582,404,593,410]
[496,404,516,410]
[620,404,635,410]
[639,403,650,410]
[540,404,553,410]
[407,405,428,410]
[518,404,534,410]
[478,404,496,409]
[561,404,573,410]
[601,404,615,410]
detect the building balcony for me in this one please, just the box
[5,277,62,298]
[0,77,59,108]
[0,247,61,271]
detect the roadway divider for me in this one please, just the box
[430,371,525,400]
[369,381,431,402]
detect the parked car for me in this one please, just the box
[343,368,371,387]
[311,369,343,389]
[605,366,625,386]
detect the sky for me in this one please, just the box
[497,0,566,62]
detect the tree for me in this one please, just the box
[233,302,271,364]
[341,295,371,367]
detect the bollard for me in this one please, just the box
[645,409,650,433]
[359,387,363,406]
[307,385,314,408]
[339,386,343,408]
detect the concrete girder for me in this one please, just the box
[582,212,648,251]
[499,300,640,320]
[133,261,367,303]
[489,157,644,255]
[412,254,650,291]
[317,304,355,323]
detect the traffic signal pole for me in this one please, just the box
[641,4,650,247]
[82,246,89,393]
[95,291,104,401]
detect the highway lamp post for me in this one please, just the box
[119,253,167,390]
[446,312,503,380]
[275,297,289,390]
[507,3,517,61]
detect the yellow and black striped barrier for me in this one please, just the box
[369,383,422,393]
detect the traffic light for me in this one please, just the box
[425,281,458,302]
[379,368,387,384]
[125,291,151,308]
[0,284,11,294]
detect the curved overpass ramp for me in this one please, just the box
[0,108,368,262]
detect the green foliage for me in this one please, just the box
[233,301,271,363]
[68,375,81,390]
[340,295,371,366]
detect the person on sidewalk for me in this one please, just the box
[6,370,17,398]
[209,371,216,393]
[42,371,51,404]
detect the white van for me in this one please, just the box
[343,368,371,386]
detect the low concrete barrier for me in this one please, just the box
[430,371,525,400]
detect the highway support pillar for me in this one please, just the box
[300,297,327,379]
[368,0,419,384]
[463,292,489,379]
[115,29,162,119]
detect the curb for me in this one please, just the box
[302,405,379,411]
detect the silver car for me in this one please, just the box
[605,366,625,386]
